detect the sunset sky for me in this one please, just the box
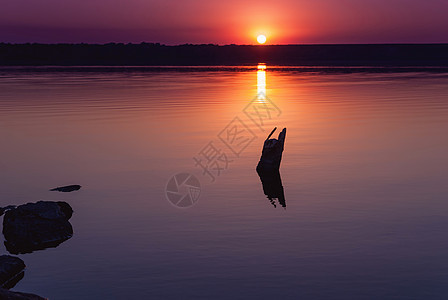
[1,0,447,44]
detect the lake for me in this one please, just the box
[0,66,448,299]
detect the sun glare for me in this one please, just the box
[257,35,267,44]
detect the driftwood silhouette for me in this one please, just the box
[256,128,287,208]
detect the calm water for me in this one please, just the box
[0,66,448,299]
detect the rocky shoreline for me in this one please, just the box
[0,185,80,299]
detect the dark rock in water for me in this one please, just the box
[0,288,46,299]
[3,201,73,254]
[256,127,287,208]
[49,184,81,192]
[0,255,25,289]
[0,206,17,217]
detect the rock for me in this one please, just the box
[0,288,46,299]
[0,256,25,289]
[3,201,73,254]
[50,185,81,192]
[0,206,17,217]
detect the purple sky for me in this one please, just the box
[1,0,447,44]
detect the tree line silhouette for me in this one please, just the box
[1,43,447,66]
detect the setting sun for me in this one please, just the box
[257,34,267,44]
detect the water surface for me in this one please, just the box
[0,66,447,299]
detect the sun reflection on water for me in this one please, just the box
[257,63,266,102]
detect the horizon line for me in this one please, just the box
[1,42,448,46]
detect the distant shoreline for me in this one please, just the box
[2,66,448,74]
[1,43,447,67]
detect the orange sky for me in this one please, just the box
[0,0,447,44]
